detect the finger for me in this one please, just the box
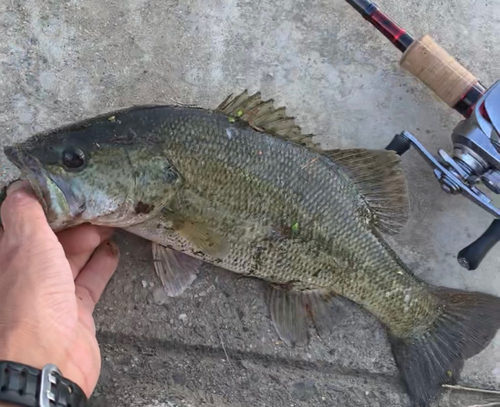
[75,240,119,314]
[57,224,115,278]
[0,180,54,243]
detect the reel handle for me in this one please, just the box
[457,219,500,270]
[385,133,411,156]
[385,134,500,271]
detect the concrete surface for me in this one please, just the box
[1,0,500,405]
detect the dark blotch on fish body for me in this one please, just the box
[135,201,154,214]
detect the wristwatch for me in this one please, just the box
[0,361,87,406]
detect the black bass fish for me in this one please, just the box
[4,91,500,406]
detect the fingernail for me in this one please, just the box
[6,179,31,195]
[107,240,120,257]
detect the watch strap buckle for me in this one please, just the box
[40,364,61,407]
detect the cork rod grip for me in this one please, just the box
[400,35,478,108]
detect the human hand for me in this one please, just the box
[0,180,119,398]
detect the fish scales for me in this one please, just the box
[125,106,440,337]
[3,91,500,407]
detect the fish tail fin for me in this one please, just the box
[389,288,500,407]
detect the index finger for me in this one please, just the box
[57,224,115,278]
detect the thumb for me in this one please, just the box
[1,180,54,242]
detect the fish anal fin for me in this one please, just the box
[216,90,319,150]
[152,243,202,297]
[325,148,410,235]
[268,286,309,346]
[303,290,339,337]
[267,287,338,346]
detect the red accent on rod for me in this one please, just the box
[371,10,406,43]
[361,9,414,52]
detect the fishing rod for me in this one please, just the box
[345,0,500,270]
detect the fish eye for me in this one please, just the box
[62,147,86,170]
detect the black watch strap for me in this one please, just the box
[0,361,87,407]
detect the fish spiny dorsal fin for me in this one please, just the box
[216,90,319,150]
[325,149,410,235]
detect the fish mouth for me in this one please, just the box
[4,145,85,226]
[4,146,24,172]
[4,145,51,211]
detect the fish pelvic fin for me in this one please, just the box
[390,288,500,407]
[152,243,203,297]
[325,148,410,235]
[216,90,319,150]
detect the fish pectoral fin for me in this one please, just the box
[152,243,203,297]
[267,286,339,347]
[173,218,229,258]
[216,90,319,150]
[325,149,410,235]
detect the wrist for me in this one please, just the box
[0,351,89,399]
[0,325,60,371]
[0,361,88,407]
[0,325,90,397]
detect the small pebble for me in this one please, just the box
[153,288,169,305]
[291,380,318,402]
[141,280,148,288]
[178,313,188,323]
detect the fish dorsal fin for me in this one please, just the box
[216,90,319,150]
[325,149,410,235]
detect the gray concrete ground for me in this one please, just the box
[1,0,500,405]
